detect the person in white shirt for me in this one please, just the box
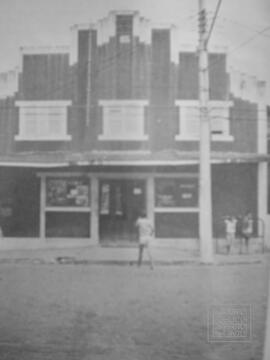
[224,216,237,254]
[240,212,253,254]
[135,211,154,269]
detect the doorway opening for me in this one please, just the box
[99,179,146,242]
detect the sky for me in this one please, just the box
[0,0,270,96]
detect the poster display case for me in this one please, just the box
[155,177,198,208]
[44,177,91,237]
[46,178,90,210]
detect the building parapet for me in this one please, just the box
[20,45,70,55]
[229,67,267,103]
[19,45,70,72]
[0,68,19,99]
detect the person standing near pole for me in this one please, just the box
[224,216,237,254]
[241,212,253,254]
[135,211,154,269]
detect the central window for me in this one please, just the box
[98,100,149,141]
[175,100,234,141]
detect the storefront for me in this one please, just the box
[0,159,263,250]
[0,167,40,238]
[37,169,199,243]
[154,176,199,238]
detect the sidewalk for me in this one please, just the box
[0,244,267,266]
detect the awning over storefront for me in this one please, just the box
[0,150,269,167]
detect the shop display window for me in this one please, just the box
[155,178,198,208]
[46,178,90,207]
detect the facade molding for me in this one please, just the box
[175,135,234,142]
[133,14,151,45]
[15,100,72,107]
[70,24,94,65]
[109,10,139,16]
[0,68,19,99]
[229,67,267,103]
[154,207,199,213]
[98,135,149,141]
[45,206,91,212]
[175,100,233,107]
[19,45,69,71]
[99,99,149,107]
[20,45,69,55]
[15,135,72,142]
[37,172,199,179]
[96,12,116,46]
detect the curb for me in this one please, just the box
[0,256,265,266]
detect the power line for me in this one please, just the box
[207,12,270,39]
[206,0,223,46]
[228,24,270,56]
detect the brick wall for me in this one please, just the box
[0,12,261,156]
[20,53,71,100]
[212,163,258,237]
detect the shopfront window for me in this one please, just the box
[155,178,198,208]
[46,178,90,207]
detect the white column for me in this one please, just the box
[258,163,268,248]
[90,176,99,244]
[146,176,155,227]
[257,82,268,248]
[69,25,78,66]
[263,273,270,360]
[198,0,214,263]
[39,175,46,240]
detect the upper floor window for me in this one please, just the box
[175,100,234,141]
[15,101,72,141]
[98,100,149,141]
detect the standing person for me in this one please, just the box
[224,216,237,254]
[135,211,154,269]
[241,212,253,254]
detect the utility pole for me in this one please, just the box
[198,0,214,263]
[263,272,270,360]
[86,25,92,126]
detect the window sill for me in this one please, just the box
[212,135,234,141]
[45,206,91,212]
[175,135,199,141]
[98,134,149,141]
[155,207,199,213]
[175,135,234,142]
[15,135,72,141]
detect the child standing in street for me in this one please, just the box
[224,216,237,254]
[240,212,253,254]
[135,211,154,269]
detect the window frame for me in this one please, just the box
[175,100,234,141]
[15,100,72,141]
[98,100,149,141]
[155,177,199,210]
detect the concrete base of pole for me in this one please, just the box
[263,265,270,359]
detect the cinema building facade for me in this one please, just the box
[0,11,268,250]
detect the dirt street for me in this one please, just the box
[0,263,268,360]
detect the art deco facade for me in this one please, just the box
[0,11,268,250]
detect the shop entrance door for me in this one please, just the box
[99,179,146,242]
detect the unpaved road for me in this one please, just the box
[0,263,268,360]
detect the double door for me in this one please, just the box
[99,179,146,242]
